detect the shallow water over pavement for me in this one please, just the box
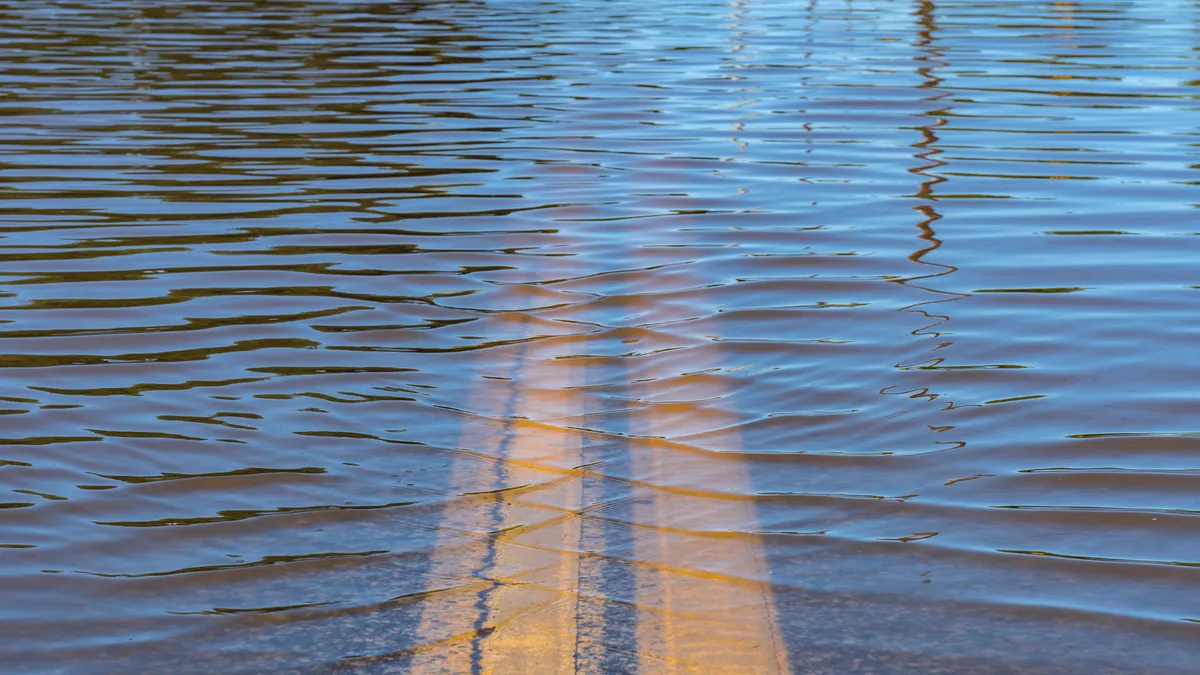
[1,0,1199,673]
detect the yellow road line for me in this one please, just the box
[598,272,786,674]
[407,300,587,674]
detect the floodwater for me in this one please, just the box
[0,0,1198,672]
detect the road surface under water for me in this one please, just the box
[0,0,1198,673]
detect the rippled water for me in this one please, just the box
[1,0,1198,672]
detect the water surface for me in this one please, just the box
[1,0,1199,672]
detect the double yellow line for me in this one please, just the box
[406,248,790,673]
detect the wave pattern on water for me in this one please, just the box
[1,0,1199,673]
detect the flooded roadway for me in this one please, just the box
[1,0,1199,673]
